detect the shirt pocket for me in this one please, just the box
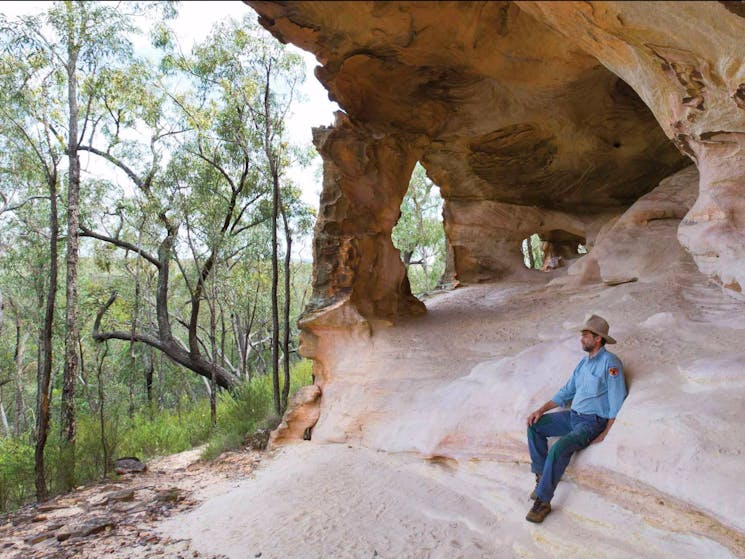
[585,370,606,395]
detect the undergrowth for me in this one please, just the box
[0,360,313,513]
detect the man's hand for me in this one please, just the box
[526,409,543,426]
[526,400,559,426]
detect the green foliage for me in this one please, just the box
[0,2,318,514]
[202,359,313,460]
[0,438,34,512]
[392,163,446,294]
[0,360,313,512]
[522,234,544,269]
[116,403,213,458]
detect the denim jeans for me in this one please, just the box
[527,410,608,502]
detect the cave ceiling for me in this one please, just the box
[247,1,689,213]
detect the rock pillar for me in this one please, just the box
[289,113,426,440]
[678,134,745,296]
[306,112,426,322]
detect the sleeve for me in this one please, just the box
[551,363,579,408]
[606,357,628,418]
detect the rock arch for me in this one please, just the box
[247,1,745,441]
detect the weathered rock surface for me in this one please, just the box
[247,0,745,307]
[236,2,745,556]
[518,1,745,297]
[249,0,694,298]
[268,384,322,448]
[562,165,699,286]
[114,457,147,475]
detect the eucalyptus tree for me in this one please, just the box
[77,58,245,391]
[1,0,174,495]
[0,21,63,499]
[176,15,310,414]
[83,16,312,418]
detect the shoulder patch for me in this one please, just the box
[609,367,619,377]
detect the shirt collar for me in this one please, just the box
[587,346,607,360]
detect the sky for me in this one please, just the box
[1,0,340,258]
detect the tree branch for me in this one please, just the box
[78,144,144,189]
[93,291,238,389]
[79,224,160,267]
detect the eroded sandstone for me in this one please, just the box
[248,0,691,309]
[241,3,745,552]
[518,1,745,296]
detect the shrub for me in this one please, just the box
[0,359,314,512]
[202,359,313,459]
[0,438,34,512]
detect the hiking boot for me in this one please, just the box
[526,498,551,523]
[530,473,541,500]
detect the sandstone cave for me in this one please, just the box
[231,2,745,556]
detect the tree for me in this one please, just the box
[0,18,63,499]
[234,20,308,414]
[81,15,311,409]
[392,163,446,293]
[0,6,317,509]
[1,0,171,495]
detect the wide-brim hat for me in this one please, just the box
[580,314,616,344]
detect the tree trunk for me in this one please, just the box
[13,313,28,438]
[78,336,96,415]
[61,8,81,491]
[157,351,165,408]
[208,275,218,428]
[96,342,110,477]
[0,398,10,437]
[263,63,281,416]
[129,237,143,421]
[280,202,292,413]
[36,170,58,502]
[144,350,154,416]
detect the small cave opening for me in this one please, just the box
[392,162,446,296]
[521,231,587,271]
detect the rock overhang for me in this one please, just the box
[248,0,745,315]
[247,0,689,213]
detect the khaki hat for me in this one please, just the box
[580,314,616,344]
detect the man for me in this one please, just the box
[525,314,627,523]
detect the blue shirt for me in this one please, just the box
[551,347,627,419]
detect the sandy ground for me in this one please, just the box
[0,447,261,559]
[162,442,735,559]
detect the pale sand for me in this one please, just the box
[162,441,735,558]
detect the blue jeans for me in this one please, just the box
[527,410,608,502]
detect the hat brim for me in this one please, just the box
[582,327,616,344]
